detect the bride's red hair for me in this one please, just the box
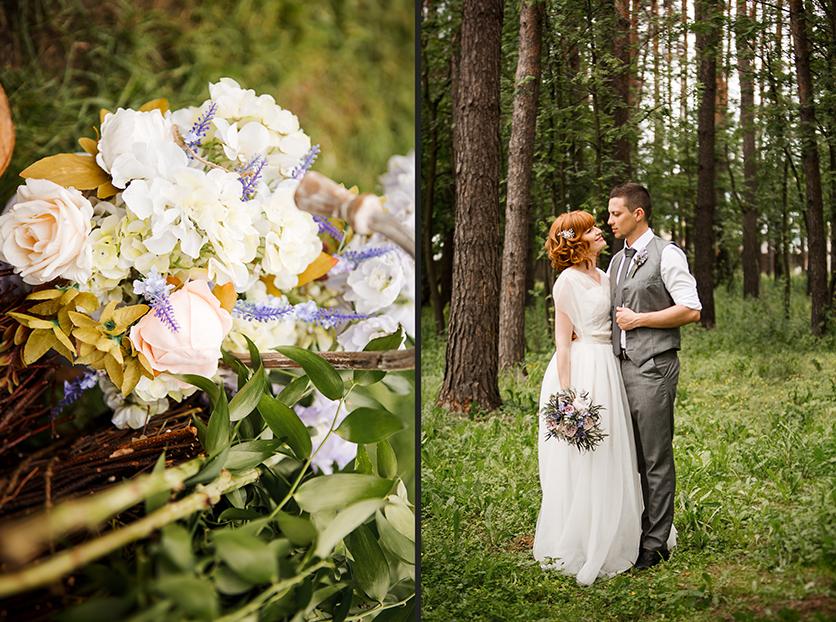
[546,210,596,271]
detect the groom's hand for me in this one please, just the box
[615,306,642,331]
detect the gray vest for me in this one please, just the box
[611,236,681,367]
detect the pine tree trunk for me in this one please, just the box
[499,0,543,370]
[789,0,828,335]
[437,0,504,412]
[694,0,720,328]
[737,0,760,298]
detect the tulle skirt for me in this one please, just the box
[533,338,643,586]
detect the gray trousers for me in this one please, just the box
[620,349,680,552]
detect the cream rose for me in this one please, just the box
[0,178,94,285]
[129,280,233,378]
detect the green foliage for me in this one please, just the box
[51,349,415,621]
[422,277,836,621]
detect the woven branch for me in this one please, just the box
[229,347,415,370]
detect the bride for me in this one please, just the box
[533,210,664,586]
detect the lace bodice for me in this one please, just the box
[552,268,612,343]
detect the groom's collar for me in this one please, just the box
[625,229,654,253]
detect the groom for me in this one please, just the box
[606,183,701,571]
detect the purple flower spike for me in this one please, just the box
[291,145,321,180]
[55,369,102,414]
[133,268,179,332]
[183,102,218,151]
[313,214,345,241]
[233,298,294,323]
[340,245,395,265]
[236,155,267,201]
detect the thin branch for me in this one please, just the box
[230,348,416,371]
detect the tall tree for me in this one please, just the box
[737,0,760,298]
[789,0,828,335]
[694,0,721,328]
[437,0,504,412]
[499,0,544,370]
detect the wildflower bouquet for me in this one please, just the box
[0,78,414,432]
[541,387,607,452]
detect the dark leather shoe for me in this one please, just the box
[633,547,669,571]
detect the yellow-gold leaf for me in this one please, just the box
[7,312,37,327]
[262,275,281,297]
[68,311,99,329]
[122,358,141,396]
[57,308,72,334]
[111,304,149,331]
[52,327,77,357]
[100,109,112,125]
[14,324,28,346]
[139,98,170,114]
[212,282,237,314]
[78,137,98,156]
[105,355,123,391]
[27,289,64,301]
[23,329,57,365]
[21,154,109,190]
[60,288,79,306]
[108,343,124,364]
[74,292,100,313]
[29,300,62,316]
[73,326,103,345]
[28,318,56,330]
[76,348,105,367]
[295,252,339,288]
[52,340,75,363]
[97,181,119,199]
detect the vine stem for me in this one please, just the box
[0,454,284,599]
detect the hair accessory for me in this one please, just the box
[559,229,575,240]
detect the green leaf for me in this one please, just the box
[259,393,312,460]
[278,375,310,407]
[185,447,229,486]
[315,498,386,558]
[346,523,390,602]
[213,530,278,585]
[54,597,133,622]
[355,444,374,475]
[145,451,169,515]
[218,508,263,522]
[156,575,219,620]
[221,349,250,387]
[375,509,414,564]
[335,407,405,444]
[192,413,207,448]
[177,374,220,406]
[353,329,403,386]
[295,473,393,514]
[276,345,344,400]
[160,524,195,571]
[212,563,254,596]
[376,439,397,479]
[372,597,415,622]
[244,334,262,373]
[275,510,318,546]
[206,389,231,454]
[225,439,284,472]
[332,587,353,622]
[228,366,265,422]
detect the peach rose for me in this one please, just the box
[129,280,233,378]
[0,179,93,285]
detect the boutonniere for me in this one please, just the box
[628,248,648,278]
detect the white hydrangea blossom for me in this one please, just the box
[343,253,407,315]
[336,315,403,352]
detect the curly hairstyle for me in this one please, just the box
[546,210,596,271]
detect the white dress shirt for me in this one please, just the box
[608,229,702,349]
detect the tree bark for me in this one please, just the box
[437,0,504,412]
[499,0,544,370]
[694,0,720,328]
[789,0,828,335]
[737,0,760,298]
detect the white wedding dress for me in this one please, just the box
[533,267,648,586]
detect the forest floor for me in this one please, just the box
[421,275,836,621]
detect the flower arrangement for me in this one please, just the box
[541,387,607,452]
[0,78,414,434]
[628,247,648,277]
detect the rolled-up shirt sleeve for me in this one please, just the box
[661,245,702,310]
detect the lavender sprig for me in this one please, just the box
[313,214,346,242]
[236,155,267,201]
[291,145,321,180]
[182,102,218,151]
[233,298,294,323]
[291,301,370,329]
[340,245,395,265]
[133,268,179,332]
[54,369,102,414]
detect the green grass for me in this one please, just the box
[0,0,414,200]
[421,276,836,621]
